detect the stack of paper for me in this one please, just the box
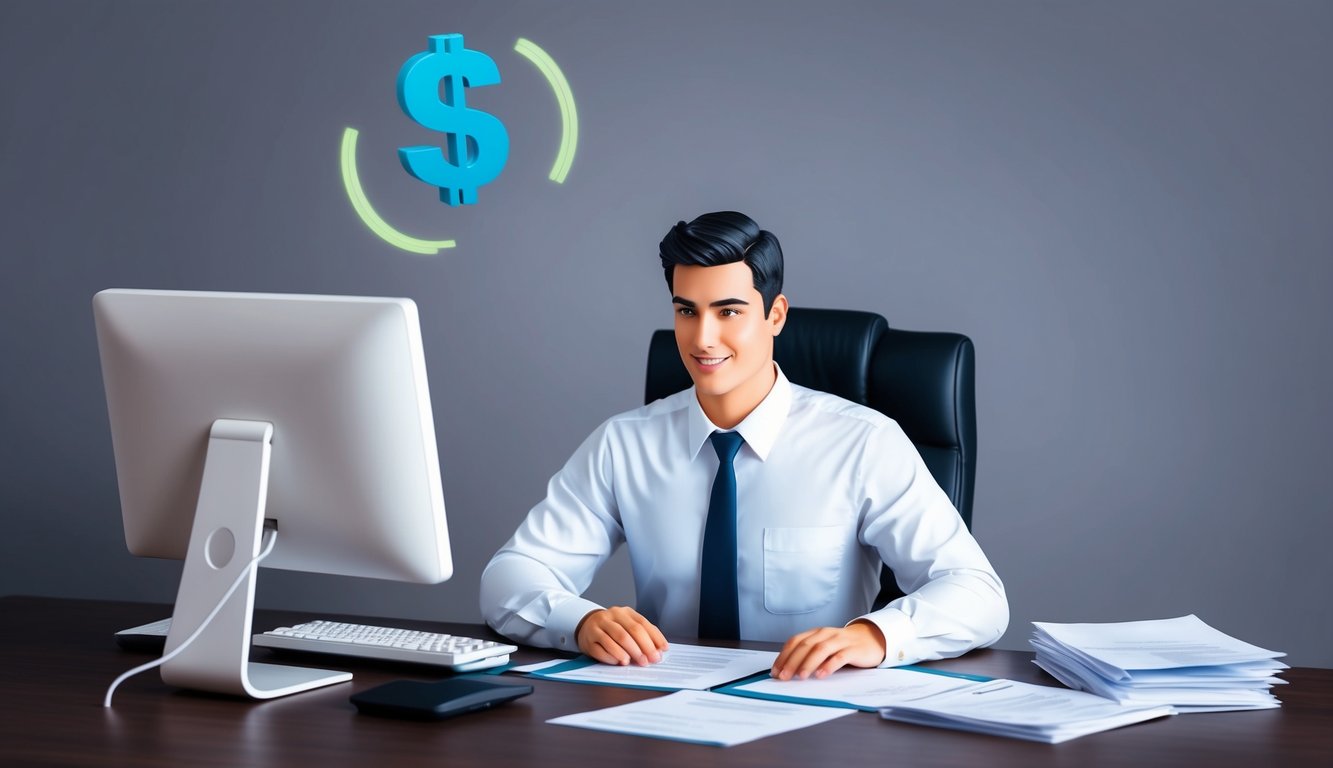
[879,680,1174,743]
[1031,615,1287,712]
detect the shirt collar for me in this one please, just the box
[686,363,793,462]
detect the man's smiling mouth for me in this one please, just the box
[694,356,730,366]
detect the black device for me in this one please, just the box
[350,678,534,721]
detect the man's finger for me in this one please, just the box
[813,648,852,679]
[772,629,817,677]
[602,620,650,664]
[621,621,661,664]
[625,611,669,654]
[645,621,669,652]
[774,633,823,680]
[605,605,666,661]
[794,635,852,679]
[590,637,628,666]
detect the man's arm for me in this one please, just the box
[479,420,668,664]
[479,421,621,652]
[772,419,1008,679]
[855,419,1009,665]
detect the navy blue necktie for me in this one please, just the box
[699,430,744,640]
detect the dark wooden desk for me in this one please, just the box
[1,596,1329,767]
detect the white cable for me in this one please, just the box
[103,528,279,707]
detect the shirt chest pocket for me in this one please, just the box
[762,525,849,615]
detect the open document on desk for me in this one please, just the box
[548,690,854,747]
[519,644,779,691]
[716,666,988,711]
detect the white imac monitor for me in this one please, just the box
[93,289,452,699]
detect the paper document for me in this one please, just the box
[508,658,569,674]
[721,667,981,711]
[1032,654,1281,712]
[548,689,854,747]
[531,644,779,691]
[880,680,1174,744]
[1032,615,1285,678]
[1029,615,1286,712]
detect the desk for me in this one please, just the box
[1,596,1329,767]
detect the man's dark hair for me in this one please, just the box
[658,211,784,316]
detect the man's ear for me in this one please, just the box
[768,294,789,336]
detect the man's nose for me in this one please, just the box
[693,314,719,349]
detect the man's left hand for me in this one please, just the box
[771,620,887,680]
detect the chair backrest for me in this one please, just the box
[644,307,976,608]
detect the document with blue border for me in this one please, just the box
[547,689,854,747]
[526,644,779,691]
[716,666,988,711]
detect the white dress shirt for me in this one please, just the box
[480,365,1008,666]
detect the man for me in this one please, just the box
[481,211,1007,680]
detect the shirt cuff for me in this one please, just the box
[547,595,607,653]
[849,608,921,667]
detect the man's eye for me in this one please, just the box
[720,308,740,317]
[676,307,695,317]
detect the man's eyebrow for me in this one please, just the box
[671,296,751,308]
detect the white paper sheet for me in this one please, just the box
[880,680,1175,744]
[1030,637,1287,683]
[726,667,979,710]
[1033,657,1282,710]
[1032,615,1285,677]
[508,658,569,674]
[548,690,854,746]
[538,644,779,691]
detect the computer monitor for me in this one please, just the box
[93,289,452,699]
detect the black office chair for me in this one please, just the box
[644,307,976,609]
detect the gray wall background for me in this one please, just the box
[2,1,1330,666]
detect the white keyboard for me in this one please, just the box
[252,620,517,673]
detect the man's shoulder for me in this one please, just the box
[788,383,894,431]
[785,384,914,464]
[602,388,695,428]
[566,391,692,467]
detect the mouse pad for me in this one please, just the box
[350,678,533,721]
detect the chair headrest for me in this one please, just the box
[773,308,887,406]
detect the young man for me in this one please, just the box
[480,211,1007,680]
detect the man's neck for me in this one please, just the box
[696,363,778,430]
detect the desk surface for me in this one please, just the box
[1,596,1329,767]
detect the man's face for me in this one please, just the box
[671,261,787,424]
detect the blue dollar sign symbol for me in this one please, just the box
[397,34,510,206]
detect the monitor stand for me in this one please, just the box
[159,419,352,699]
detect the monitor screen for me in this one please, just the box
[94,289,451,583]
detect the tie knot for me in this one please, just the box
[710,430,744,463]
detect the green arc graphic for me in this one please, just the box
[340,127,457,254]
[514,38,578,183]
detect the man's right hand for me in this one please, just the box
[575,606,668,666]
